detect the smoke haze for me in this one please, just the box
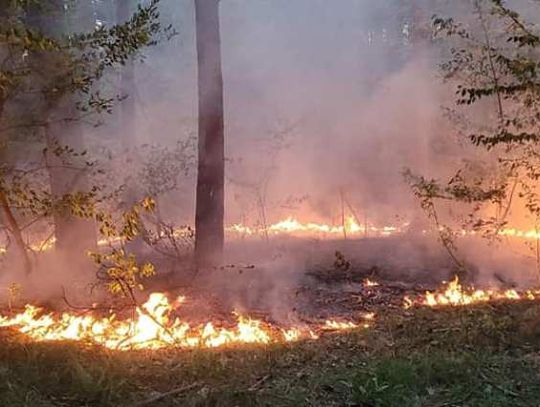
[3,0,540,307]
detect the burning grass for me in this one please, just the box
[0,292,366,351]
[404,276,540,308]
[1,299,540,406]
[0,274,538,352]
[1,281,540,406]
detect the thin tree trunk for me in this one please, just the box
[0,3,32,274]
[115,0,146,255]
[194,0,225,268]
[0,89,32,274]
[45,109,96,256]
[340,188,347,240]
[116,0,137,149]
[0,190,32,275]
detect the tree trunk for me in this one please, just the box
[28,2,97,260]
[116,0,137,149]
[194,0,225,268]
[116,0,146,255]
[0,94,33,275]
[0,190,32,275]
[45,107,96,257]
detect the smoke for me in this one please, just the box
[4,0,540,308]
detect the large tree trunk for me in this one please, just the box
[194,0,225,268]
[0,97,32,275]
[45,102,97,257]
[0,4,32,274]
[29,2,97,261]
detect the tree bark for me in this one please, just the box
[44,108,96,257]
[28,2,97,259]
[0,95,32,275]
[116,0,146,255]
[194,0,225,268]
[0,190,32,275]
[116,0,137,149]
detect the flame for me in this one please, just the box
[322,320,359,330]
[7,215,540,257]
[226,215,540,242]
[0,293,365,350]
[404,276,540,308]
[363,279,380,287]
[226,216,408,239]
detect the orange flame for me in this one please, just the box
[0,293,368,350]
[404,276,540,308]
[226,216,408,239]
[363,279,380,287]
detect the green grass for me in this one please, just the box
[1,301,540,406]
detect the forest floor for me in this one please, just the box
[1,237,539,406]
[1,294,540,406]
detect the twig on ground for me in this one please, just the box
[479,371,520,398]
[60,286,133,313]
[248,374,272,391]
[134,382,202,406]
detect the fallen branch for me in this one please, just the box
[60,286,133,313]
[134,382,202,406]
[248,374,271,391]
[479,371,519,398]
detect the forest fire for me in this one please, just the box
[225,216,540,242]
[226,216,407,239]
[0,293,367,351]
[403,276,540,308]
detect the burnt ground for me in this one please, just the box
[153,235,461,326]
[21,234,522,326]
[4,234,536,335]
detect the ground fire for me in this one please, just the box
[2,275,539,351]
[403,276,540,308]
[0,292,368,351]
[3,1,540,405]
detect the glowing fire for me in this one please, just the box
[6,216,540,257]
[226,215,540,242]
[226,216,408,239]
[0,293,368,350]
[404,276,540,308]
[322,320,359,330]
[363,278,380,287]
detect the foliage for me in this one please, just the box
[91,197,156,296]
[100,136,197,261]
[0,0,170,274]
[408,0,540,275]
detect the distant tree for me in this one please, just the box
[194,0,225,268]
